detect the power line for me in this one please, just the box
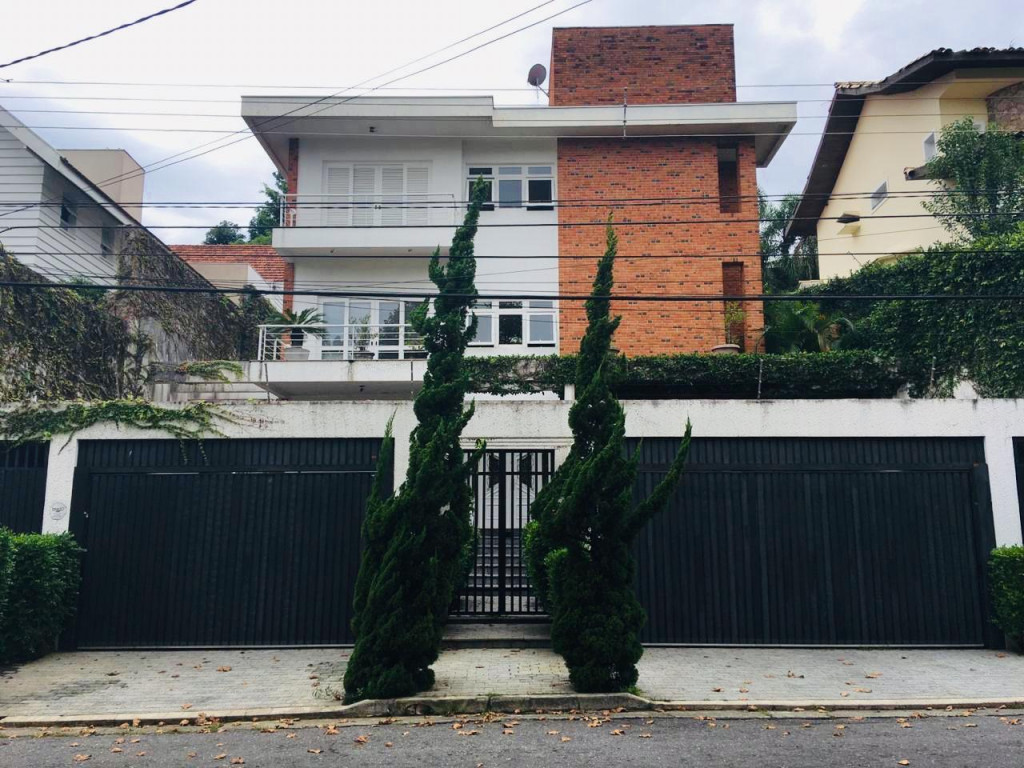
[1,279,1022,303]
[0,0,199,70]
[3,209,1020,232]
[6,75,1024,90]
[87,0,592,192]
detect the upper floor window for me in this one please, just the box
[923,132,937,162]
[466,165,553,211]
[59,197,78,230]
[870,181,888,211]
[101,226,117,257]
[321,163,431,226]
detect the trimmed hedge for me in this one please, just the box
[0,531,81,665]
[990,546,1024,649]
[464,351,903,399]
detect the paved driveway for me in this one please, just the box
[2,647,1022,720]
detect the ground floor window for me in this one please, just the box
[470,300,557,348]
[319,297,426,359]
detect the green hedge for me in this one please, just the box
[990,546,1024,649]
[464,351,903,399]
[0,531,81,665]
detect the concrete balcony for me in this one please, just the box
[273,193,458,257]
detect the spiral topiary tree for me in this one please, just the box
[343,182,488,702]
[524,222,692,692]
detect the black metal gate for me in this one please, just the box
[69,438,386,648]
[451,449,554,617]
[631,437,998,647]
[0,441,48,533]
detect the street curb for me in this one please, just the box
[4,694,1024,728]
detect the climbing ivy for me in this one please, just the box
[805,222,1024,397]
[0,399,236,447]
[175,360,244,382]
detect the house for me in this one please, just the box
[239,25,797,397]
[0,104,247,376]
[0,105,143,282]
[787,48,1024,281]
[171,243,290,312]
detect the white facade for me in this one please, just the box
[242,95,797,375]
[0,107,139,282]
[36,397,1024,548]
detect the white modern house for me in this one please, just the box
[239,94,796,398]
[0,105,143,282]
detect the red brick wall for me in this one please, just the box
[284,138,300,227]
[170,244,294,310]
[549,25,736,106]
[556,137,763,356]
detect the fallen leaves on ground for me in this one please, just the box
[72,755,90,762]
[354,734,369,745]
[217,666,232,673]
[230,758,244,765]
[181,704,192,711]
[306,748,321,754]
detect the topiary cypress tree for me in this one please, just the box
[343,183,488,702]
[523,222,692,692]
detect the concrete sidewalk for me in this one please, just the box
[2,647,1022,723]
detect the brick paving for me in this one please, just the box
[2,647,1022,719]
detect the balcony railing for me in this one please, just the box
[280,193,459,228]
[257,323,426,362]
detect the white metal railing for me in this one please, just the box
[280,193,458,228]
[257,323,426,362]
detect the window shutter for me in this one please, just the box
[324,165,351,226]
[380,165,405,226]
[352,165,377,226]
[406,165,430,226]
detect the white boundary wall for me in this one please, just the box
[37,398,1024,546]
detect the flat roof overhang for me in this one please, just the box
[241,95,798,170]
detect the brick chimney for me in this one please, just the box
[548,25,737,106]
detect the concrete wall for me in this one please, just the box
[36,398,1024,547]
[60,149,144,222]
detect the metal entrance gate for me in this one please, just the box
[631,437,998,647]
[451,449,554,617]
[69,438,385,648]
[0,441,48,533]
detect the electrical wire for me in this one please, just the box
[0,1,199,70]
[1,279,1020,303]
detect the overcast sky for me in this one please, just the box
[1,0,1022,243]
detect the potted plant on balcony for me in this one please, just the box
[270,307,327,361]
[352,317,379,360]
[711,302,745,354]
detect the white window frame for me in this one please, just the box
[469,300,557,348]
[923,132,937,162]
[465,164,554,210]
[870,181,888,211]
[318,297,426,360]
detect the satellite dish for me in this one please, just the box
[527,63,547,87]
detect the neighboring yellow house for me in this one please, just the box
[788,48,1024,281]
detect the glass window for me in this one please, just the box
[499,314,523,345]
[499,300,522,309]
[468,167,492,175]
[378,301,401,347]
[498,179,522,208]
[870,181,888,210]
[498,166,522,175]
[528,313,555,345]
[59,198,77,230]
[473,314,494,345]
[528,179,553,208]
[529,300,554,309]
[923,133,936,162]
[322,302,346,347]
[528,166,552,175]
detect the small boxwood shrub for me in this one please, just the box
[0,531,82,664]
[990,546,1024,649]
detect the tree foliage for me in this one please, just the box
[248,171,288,244]
[523,223,692,693]
[923,117,1024,240]
[759,189,818,292]
[805,222,1024,397]
[203,220,245,245]
[343,182,488,702]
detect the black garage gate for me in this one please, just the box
[632,437,998,647]
[0,441,48,533]
[69,438,386,648]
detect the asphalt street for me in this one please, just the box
[1,711,1020,767]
